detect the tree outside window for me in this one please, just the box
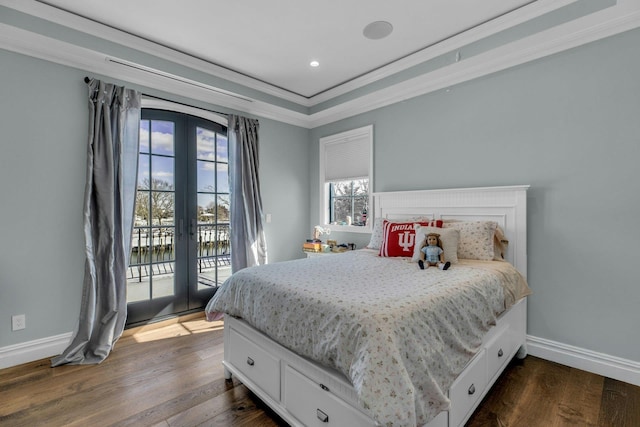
[330,179,369,226]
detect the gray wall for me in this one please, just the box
[310,28,640,362]
[0,49,310,347]
[1,19,638,368]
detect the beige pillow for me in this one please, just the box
[443,221,497,261]
[412,225,459,263]
[494,225,508,260]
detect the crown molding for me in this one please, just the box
[310,0,579,105]
[0,23,310,128]
[2,1,639,129]
[0,0,580,107]
[1,0,310,106]
[306,0,640,127]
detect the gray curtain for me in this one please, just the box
[229,115,268,271]
[51,79,141,366]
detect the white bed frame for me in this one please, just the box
[222,185,529,427]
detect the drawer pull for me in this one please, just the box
[498,348,504,358]
[317,408,329,423]
[246,357,255,366]
[468,384,476,395]
[319,383,330,392]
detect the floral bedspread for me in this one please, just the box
[205,249,530,426]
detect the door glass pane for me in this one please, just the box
[138,154,150,186]
[149,228,175,299]
[217,135,228,161]
[198,193,216,222]
[127,271,150,303]
[151,121,174,155]
[218,194,230,222]
[216,223,232,285]
[151,156,174,190]
[217,163,229,194]
[128,119,176,304]
[197,160,215,192]
[151,261,175,299]
[139,120,150,153]
[197,127,216,160]
[217,135,229,193]
[196,126,230,291]
[150,191,175,226]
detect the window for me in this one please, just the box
[319,125,373,232]
[329,179,369,225]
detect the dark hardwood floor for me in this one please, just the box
[466,356,640,427]
[1,314,638,426]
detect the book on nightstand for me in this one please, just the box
[302,242,322,252]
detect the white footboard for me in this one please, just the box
[222,297,527,427]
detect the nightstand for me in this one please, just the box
[305,251,339,258]
[305,248,352,258]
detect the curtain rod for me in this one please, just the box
[83,76,229,117]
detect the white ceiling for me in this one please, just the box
[38,0,534,98]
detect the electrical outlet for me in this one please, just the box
[12,314,26,331]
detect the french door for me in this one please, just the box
[126,109,231,325]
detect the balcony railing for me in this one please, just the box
[128,224,231,282]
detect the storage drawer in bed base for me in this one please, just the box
[222,298,527,427]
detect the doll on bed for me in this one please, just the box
[418,232,451,270]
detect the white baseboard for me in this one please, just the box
[0,332,72,370]
[527,335,640,387]
[2,332,639,388]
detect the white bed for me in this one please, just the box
[207,185,530,427]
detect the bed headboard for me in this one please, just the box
[372,185,529,278]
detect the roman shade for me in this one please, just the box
[323,133,370,181]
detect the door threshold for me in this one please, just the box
[123,311,205,337]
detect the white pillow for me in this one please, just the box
[443,221,497,261]
[412,225,459,263]
[366,217,386,250]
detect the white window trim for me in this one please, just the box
[319,125,373,234]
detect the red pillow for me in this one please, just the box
[379,219,443,257]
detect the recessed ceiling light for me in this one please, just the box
[310,60,320,67]
[363,21,393,40]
